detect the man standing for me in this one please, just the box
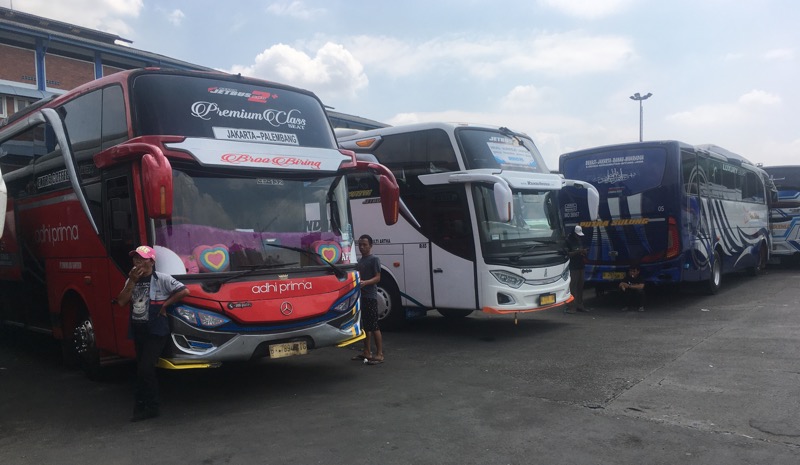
[117,245,189,421]
[565,225,589,313]
[352,234,384,365]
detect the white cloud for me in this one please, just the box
[228,42,368,100]
[347,32,635,79]
[666,104,743,126]
[738,89,781,106]
[764,48,794,61]
[266,1,325,20]
[500,85,549,110]
[167,9,185,26]
[722,52,743,62]
[12,0,143,35]
[538,0,634,19]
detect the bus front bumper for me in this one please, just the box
[160,310,362,368]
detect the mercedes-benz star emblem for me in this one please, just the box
[280,301,293,316]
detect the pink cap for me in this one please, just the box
[129,245,156,260]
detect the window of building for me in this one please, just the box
[14,98,33,113]
[0,97,7,118]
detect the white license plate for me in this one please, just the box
[268,341,308,359]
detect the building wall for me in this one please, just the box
[0,43,37,86]
[44,54,95,91]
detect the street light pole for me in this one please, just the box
[629,92,652,142]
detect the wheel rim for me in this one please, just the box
[375,286,392,320]
[712,257,721,287]
[74,319,96,355]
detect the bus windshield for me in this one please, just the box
[131,73,336,149]
[559,147,667,197]
[154,167,353,273]
[474,185,562,264]
[456,128,549,173]
[764,166,800,199]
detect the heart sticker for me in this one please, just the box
[312,241,341,264]
[193,244,230,272]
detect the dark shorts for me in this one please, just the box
[361,298,380,332]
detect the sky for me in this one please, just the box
[5,0,799,169]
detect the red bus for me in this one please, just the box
[0,68,399,376]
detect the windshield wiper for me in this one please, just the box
[202,262,300,293]
[510,240,548,262]
[263,243,347,279]
[201,244,348,293]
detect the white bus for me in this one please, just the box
[763,165,800,263]
[338,122,598,327]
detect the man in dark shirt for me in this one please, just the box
[565,225,588,313]
[353,234,384,364]
[619,264,646,312]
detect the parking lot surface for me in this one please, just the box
[2,267,800,464]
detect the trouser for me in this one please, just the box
[569,268,585,308]
[623,289,645,308]
[132,323,168,411]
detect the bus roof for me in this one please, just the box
[335,121,533,140]
[560,140,758,167]
[0,67,325,130]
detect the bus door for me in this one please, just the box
[102,169,138,356]
[427,186,477,310]
[680,149,704,280]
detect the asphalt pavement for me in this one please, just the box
[1,265,800,464]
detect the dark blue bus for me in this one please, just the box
[559,141,773,294]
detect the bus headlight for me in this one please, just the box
[490,270,525,289]
[331,289,360,313]
[174,305,230,328]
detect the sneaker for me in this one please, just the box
[620,307,629,312]
[637,306,645,312]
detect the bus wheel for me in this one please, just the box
[706,250,722,295]
[63,305,102,379]
[437,309,473,319]
[375,279,404,330]
[748,243,767,276]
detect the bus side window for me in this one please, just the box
[105,174,136,271]
[426,129,458,173]
[681,150,698,195]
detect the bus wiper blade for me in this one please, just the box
[510,241,547,261]
[263,243,347,279]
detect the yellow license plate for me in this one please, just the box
[539,293,556,305]
[602,272,626,280]
[268,341,308,359]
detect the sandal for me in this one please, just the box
[365,359,384,365]
[351,354,368,361]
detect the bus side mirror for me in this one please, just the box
[494,182,512,223]
[378,174,399,225]
[141,151,173,219]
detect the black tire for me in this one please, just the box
[706,250,722,295]
[437,309,473,319]
[375,278,405,330]
[747,242,768,276]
